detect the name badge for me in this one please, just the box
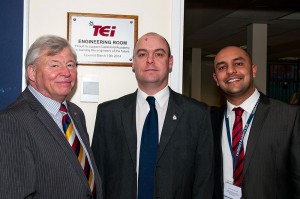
[224,182,242,199]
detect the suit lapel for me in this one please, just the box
[68,104,89,148]
[243,95,270,175]
[23,89,91,190]
[68,104,101,190]
[157,89,183,161]
[121,92,138,168]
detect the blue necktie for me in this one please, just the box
[138,96,158,199]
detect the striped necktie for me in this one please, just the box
[60,104,96,198]
[232,107,244,187]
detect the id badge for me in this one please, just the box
[224,181,242,199]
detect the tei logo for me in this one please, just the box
[93,25,116,37]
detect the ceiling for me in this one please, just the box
[184,0,300,61]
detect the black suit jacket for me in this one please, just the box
[211,93,300,199]
[91,88,214,199]
[0,88,103,199]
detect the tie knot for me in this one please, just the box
[60,104,67,113]
[146,96,156,107]
[233,107,244,116]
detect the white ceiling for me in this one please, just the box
[184,1,300,61]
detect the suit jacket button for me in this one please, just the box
[86,192,92,198]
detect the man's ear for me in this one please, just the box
[168,55,173,73]
[132,62,135,72]
[27,64,36,82]
[213,73,219,86]
[252,64,257,78]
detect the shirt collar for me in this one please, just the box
[137,85,170,108]
[28,85,66,115]
[226,89,260,117]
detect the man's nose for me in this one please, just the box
[227,65,237,74]
[147,54,154,64]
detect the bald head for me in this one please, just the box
[214,46,252,67]
[134,32,171,57]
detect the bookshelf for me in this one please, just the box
[267,63,300,105]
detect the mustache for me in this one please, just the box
[225,74,243,82]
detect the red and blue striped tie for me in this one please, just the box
[60,104,96,198]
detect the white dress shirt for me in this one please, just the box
[222,89,260,185]
[135,86,169,175]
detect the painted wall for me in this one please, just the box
[0,0,24,110]
[28,0,173,140]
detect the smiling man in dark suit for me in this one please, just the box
[0,35,102,198]
[211,46,300,199]
[91,32,214,199]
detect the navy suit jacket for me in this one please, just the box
[92,88,214,199]
[211,93,300,199]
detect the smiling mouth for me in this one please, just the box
[58,81,72,85]
[226,78,242,83]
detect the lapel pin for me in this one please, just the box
[172,114,177,120]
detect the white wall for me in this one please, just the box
[27,0,176,140]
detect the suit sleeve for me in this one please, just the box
[291,106,300,198]
[0,113,36,198]
[193,105,214,199]
[91,105,106,198]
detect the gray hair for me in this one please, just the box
[25,35,77,82]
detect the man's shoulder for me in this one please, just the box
[97,92,136,109]
[1,94,30,115]
[261,94,299,110]
[257,95,300,121]
[0,94,36,129]
[170,89,209,109]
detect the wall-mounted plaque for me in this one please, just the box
[68,12,138,66]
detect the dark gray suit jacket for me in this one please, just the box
[91,88,214,199]
[211,93,300,199]
[0,88,103,199]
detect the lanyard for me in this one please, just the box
[224,97,260,169]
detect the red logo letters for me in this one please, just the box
[93,26,116,37]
